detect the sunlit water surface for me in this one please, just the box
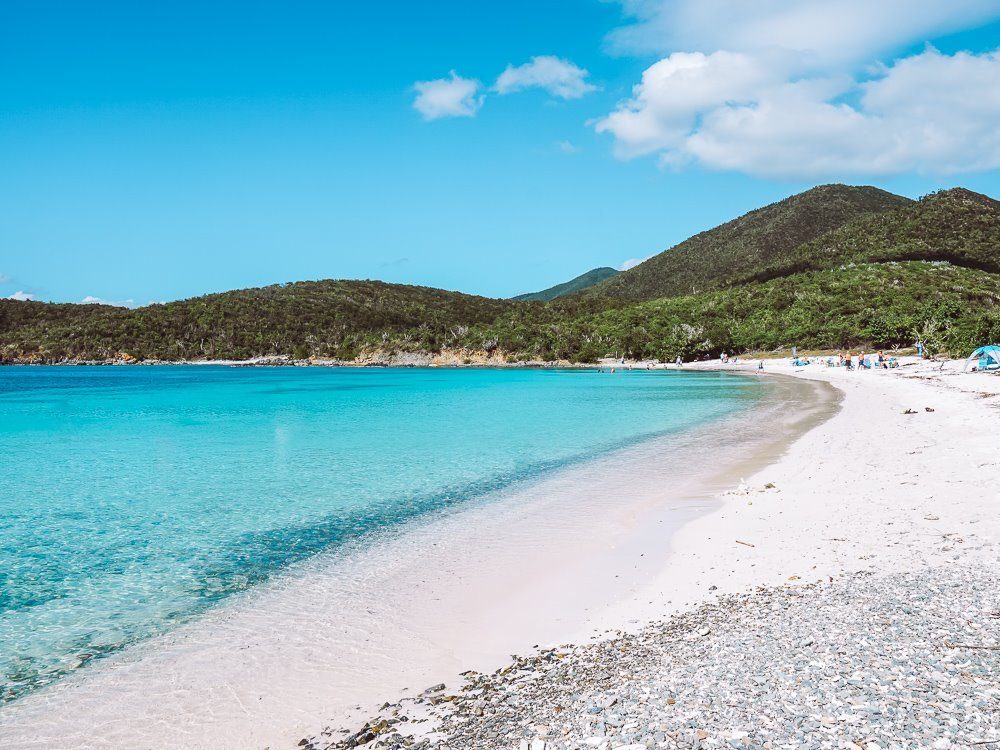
[0,366,764,701]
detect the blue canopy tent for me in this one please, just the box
[964,345,1000,371]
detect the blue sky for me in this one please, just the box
[3,1,1000,305]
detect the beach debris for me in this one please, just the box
[735,539,756,548]
[904,408,918,414]
[925,406,936,412]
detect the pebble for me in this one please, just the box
[304,567,1000,750]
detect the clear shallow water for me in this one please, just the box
[0,366,764,701]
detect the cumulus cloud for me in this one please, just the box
[7,291,35,301]
[0,274,10,284]
[595,49,797,159]
[495,56,597,99]
[596,1,1000,177]
[607,0,1000,65]
[597,46,1000,177]
[81,295,135,307]
[413,72,483,120]
[557,140,580,155]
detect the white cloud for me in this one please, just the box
[618,256,651,271]
[597,46,1000,178]
[608,0,1000,65]
[495,56,598,99]
[0,274,10,284]
[412,72,483,120]
[81,295,135,307]
[595,50,797,158]
[557,140,581,155]
[7,291,35,301]
[597,2,1000,177]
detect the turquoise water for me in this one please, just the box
[0,366,763,701]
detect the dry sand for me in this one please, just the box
[593,356,999,632]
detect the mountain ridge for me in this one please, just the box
[513,267,619,301]
[584,184,913,300]
[3,184,999,363]
[734,187,1000,286]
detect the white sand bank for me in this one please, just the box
[1,361,997,750]
[591,357,999,636]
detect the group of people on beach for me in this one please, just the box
[792,351,899,370]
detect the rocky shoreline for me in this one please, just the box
[305,566,999,750]
[0,350,597,368]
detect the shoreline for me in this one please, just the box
[0,372,830,749]
[307,357,999,749]
[1,360,997,749]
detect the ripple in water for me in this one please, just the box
[0,365,764,701]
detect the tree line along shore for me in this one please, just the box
[3,185,999,365]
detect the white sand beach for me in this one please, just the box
[0,359,997,750]
[594,355,1000,628]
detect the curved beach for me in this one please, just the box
[2,361,997,750]
[308,358,999,750]
[0,372,834,749]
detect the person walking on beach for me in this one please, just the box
[757,360,764,373]
[675,356,682,368]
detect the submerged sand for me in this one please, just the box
[1,359,997,749]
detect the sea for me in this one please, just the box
[0,365,766,703]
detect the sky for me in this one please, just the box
[3,1,1000,305]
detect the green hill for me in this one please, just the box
[545,262,1000,362]
[737,188,1000,284]
[586,184,912,300]
[0,280,512,363]
[3,185,999,364]
[513,267,619,301]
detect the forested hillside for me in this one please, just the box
[513,267,619,301]
[584,185,912,300]
[737,188,1000,284]
[0,281,514,362]
[3,185,999,364]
